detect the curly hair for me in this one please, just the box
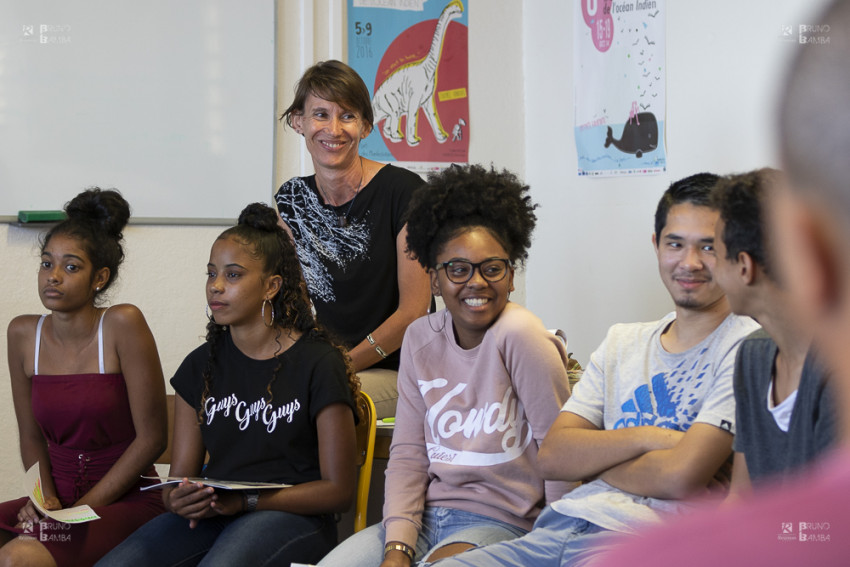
[711,168,780,282]
[200,202,360,420]
[41,188,130,300]
[404,164,538,269]
[280,60,374,133]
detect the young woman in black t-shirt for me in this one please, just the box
[98,203,360,567]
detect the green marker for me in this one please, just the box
[17,210,67,223]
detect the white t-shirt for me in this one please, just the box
[551,312,759,533]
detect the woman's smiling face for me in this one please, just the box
[430,227,514,350]
[293,93,370,173]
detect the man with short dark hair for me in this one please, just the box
[711,169,835,498]
[430,173,758,566]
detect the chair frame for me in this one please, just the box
[354,390,377,532]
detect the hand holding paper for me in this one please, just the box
[25,462,100,524]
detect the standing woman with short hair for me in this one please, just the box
[276,59,431,419]
[0,188,167,567]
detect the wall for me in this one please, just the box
[524,0,825,362]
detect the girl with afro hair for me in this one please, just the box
[320,164,574,567]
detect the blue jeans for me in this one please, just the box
[94,511,336,567]
[318,507,528,566]
[427,505,621,567]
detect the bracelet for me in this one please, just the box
[242,490,259,513]
[384,541,415,562]
[366,333,389,359]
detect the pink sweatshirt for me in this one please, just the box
[383,302,574,547]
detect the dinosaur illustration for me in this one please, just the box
[372,0,464,147]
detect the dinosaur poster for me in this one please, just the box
[348,0,469,174]
[574,0,667,176]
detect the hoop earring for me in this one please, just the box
[262,299,275,328]
[427,309,448,334]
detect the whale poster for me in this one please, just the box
[348,0,469,174]
[574,0,667,176]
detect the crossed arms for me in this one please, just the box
[538,410,733,500]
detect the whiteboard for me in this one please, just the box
[0,0,274,223]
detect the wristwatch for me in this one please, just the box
[244,490,259,513]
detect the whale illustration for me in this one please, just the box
[604,112,658,158]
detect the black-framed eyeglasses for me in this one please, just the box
[434,258,513,284]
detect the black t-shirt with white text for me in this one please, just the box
[171,331,354,485]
